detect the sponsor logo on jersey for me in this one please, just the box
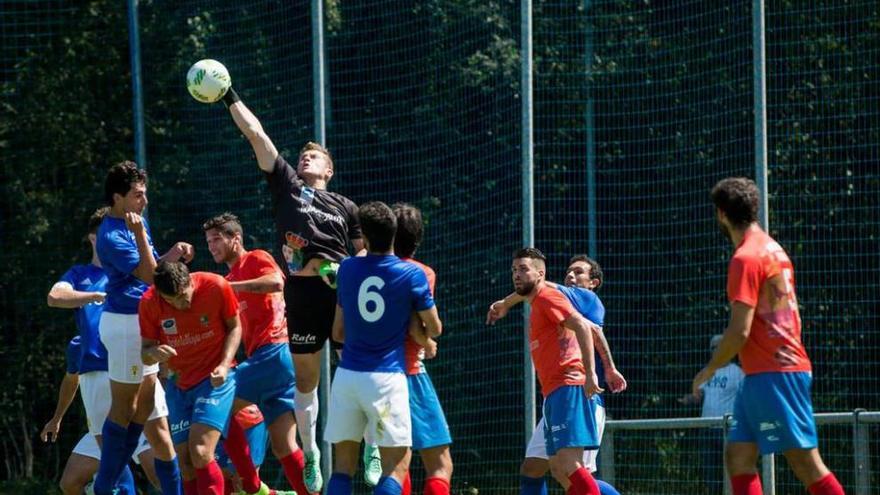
[162,318,178,334]
[301,186,316,205]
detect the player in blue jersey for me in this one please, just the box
[41,337,159,494]
[47,206,155,493]
[93,162,192,495]
[487,255,626,495]
[325,201,442,495]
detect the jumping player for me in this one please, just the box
[692,177,845,495]
[221,85,364,492]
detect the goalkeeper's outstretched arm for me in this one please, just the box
[224,88,279,173]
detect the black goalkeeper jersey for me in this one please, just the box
[265,155,361,275]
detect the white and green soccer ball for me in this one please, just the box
[186,59,231,103]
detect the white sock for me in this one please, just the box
[294,388,319,453]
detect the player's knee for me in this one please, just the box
[784,448,829,485]
[59,470,89,495]
[520,457,548,478]
[725,444,758,476]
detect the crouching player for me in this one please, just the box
[140,261,240,494]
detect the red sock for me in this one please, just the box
[567,467,600,495]
[223,419,261,493]
[808,473,846,495]
[195,460,226,495]
[731,473,763,495]
[424,477,451,495]
[280,450,313,495]
[183,478,199,495]
[402,472,412,495]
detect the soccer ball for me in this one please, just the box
[186,59,231,103]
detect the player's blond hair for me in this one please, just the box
[299,141,334,170]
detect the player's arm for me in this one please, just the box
[417,306,442,338]
[46,281,105,308]
[40,372,79,442]
[485,291,527,324]
[126,213,160,284]
[591,325,627,393]
[228,272,284,294]
[332,304,345,343]
[211,314,242,387]
[408,313,438,359]
[225,93,279,173]
[692,301,755,395]
[142,338,177,366]
[564,312,603,396]
[678,387,704,405]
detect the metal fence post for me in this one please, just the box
[311,0,332,482]
[723,414,732,495]
[761,454,775,495]
[752,0,768,228]
[520,0,536,447]
[599,424,615,486]
[126,0,146,171]
[854,408,871,495]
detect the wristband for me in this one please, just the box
[222,87,241,107]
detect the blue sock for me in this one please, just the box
[521,475,548,495]
[93,420,128,495]
[124,422,144,457]
[327,473,353,495]
[116,465,136,495]
[597,479,621,495]
[374,476,403,495]
[154,457,183,495]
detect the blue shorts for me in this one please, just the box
[216,421,268,470]
[542,385,600,456]
[728,372,818,454]
[408,372,452,450]
[234,343,296,425]
[166,374,236,445]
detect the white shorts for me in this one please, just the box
[71,432,152,463]
[99,312,159,383]
[80,371,168,436]
[325,368,411,447]
[525,399,606,471]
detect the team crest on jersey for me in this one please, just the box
[285,232,309,250]
[161,318,178,335]
[200,315,210,326]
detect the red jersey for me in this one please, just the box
[228,250,288,357]
[529,285,586,397]
[728,228,811,375]
[402,258,436,375]
[139,272,239,390]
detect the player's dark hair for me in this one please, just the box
[391,203,423,259]
[87,206,110,234]
[299,141,334,170]
[154,261,191,296]
[711,177,759,228]
[202,212,243,238]
[513,247,547,263]
[568,254,604,292]
[104,161,147,206]
[359,201,397,254]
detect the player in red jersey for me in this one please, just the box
[692,177,844,495]
[139,261,242,495]
[204,213,314,495]
[501,248,603,495]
